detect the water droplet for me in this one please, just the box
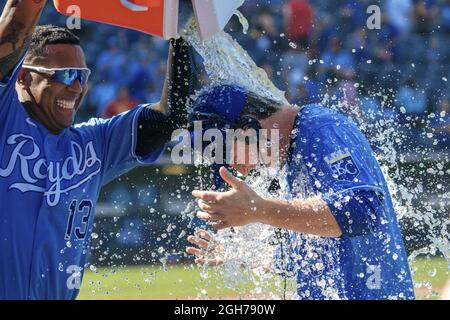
[234,10,249,35]
[428,268,437,277]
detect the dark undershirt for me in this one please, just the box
[135,38,198,157]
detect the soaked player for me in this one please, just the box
[186,85,415,300]
[0,0,195,299]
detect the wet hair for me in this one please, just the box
[24,25,81,63]
[241,90,283,120]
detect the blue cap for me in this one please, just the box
[190,85,248,189]
[192,84,247,125]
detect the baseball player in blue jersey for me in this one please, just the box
[186,85,415,299]
[0,0,196,299]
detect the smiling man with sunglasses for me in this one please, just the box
[0,0,195,299]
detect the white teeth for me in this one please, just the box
[57,100,76,110]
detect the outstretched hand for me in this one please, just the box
[186,229,223,266]
[192,167,265,230]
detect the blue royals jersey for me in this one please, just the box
[0,57,163,299]
[279,104,415,300]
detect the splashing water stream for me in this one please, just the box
[180,16,288,105]
[179,13,449,299]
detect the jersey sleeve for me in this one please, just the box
[302,121,386,237]
[77,105,165,186]
[0,54,26,120]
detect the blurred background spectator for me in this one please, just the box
[102,86,139,118]
[283,0,314,48]
[386,0,413,36]
[396,78,428,116]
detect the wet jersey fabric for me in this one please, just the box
[0,57,163,300]
[279,104,414,299]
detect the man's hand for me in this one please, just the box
[192,167,265,230]
[192,167,343,238]
[186,229,223,266]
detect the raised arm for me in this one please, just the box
[154,38,197,122]
[192,167,344,238]
[135,38,198,157]
[0,0,47,81]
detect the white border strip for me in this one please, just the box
[191,0,217,39]
[164,0,179,39]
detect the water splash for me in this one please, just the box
[180,17,288,105]
[180,17,292,297]
[234,10,249,35]
[326,87,450,298]
[179,13,449,300]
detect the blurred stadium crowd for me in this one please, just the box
[39,0,450,152]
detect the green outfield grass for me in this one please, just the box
[78,257,449,300]
[410,257,449,300]
[78,264,287,300]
